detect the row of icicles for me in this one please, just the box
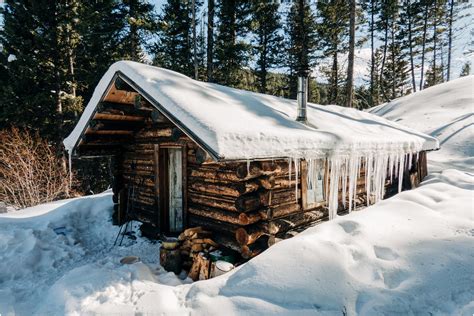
[285,151,417,220]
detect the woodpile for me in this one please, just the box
[177,227,220,280]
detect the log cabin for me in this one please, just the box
[64,61,439,259]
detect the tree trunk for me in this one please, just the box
[432,1,438,84]
[345,0,356,108]
[207,0,214,82]
[192,0,198,79]
[447,0,454,81]
[420,3,429,90]
[331,46,338,104]
[370,0,375,106]
[390,19,396,99]
[407,0,416,92]
[380,19,389,101]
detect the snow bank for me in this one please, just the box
[64,61,438,160]
[1,170,472,315]
[184,169,474,315]
[370,76,474,171]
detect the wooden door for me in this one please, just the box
[167,148,183,233]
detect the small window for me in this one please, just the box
[303,159,326,209]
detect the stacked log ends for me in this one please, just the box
[178,227,219,281]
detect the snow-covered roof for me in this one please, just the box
[64,61,439,160]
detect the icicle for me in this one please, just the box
[347,154,359,213]
[398,153,405,193]
[247,159,250,176]
[328,157,342,220]
[365,154,373,206]
[294,158,299,202]
[407,152,413,171]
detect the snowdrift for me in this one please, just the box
[0,170,472,315]
[370,76,474,171]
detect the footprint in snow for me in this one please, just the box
[373,246,399,261]
[339,220,360,235]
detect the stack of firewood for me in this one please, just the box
[178,227,219,280]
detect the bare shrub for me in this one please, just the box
[0,127,71,209]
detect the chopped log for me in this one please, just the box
[188,254,201,281]
[198,254,211,280]
[180,226,205,240]
[240,238,267,259]
[188,204,261,226]
[191,243,204,252]
[235,226,266,246]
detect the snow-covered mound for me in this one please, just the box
[1,171,473,315]
[370,76,474,171]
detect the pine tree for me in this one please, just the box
[250,1,283,94]
[285,0,318,99]
[75,0,126,101]
[121,0,157,61]
[361,0,380,106]
[207,0,215,82]
[213,0,252,87]
[153,0,201,77]
[317,0,351,104]
[0,0,82,143]
[345,0,357,107]
[381,41,409,98]
[460,62,471,77]
[399,0,422,93]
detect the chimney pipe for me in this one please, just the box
[296,74,308,123]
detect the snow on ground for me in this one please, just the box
[0,170,472,315]
[370,75,474,172]
[1,78,473,315]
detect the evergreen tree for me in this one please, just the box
[153,0,201,77]
[250,1,283,94]
[121,0,157,61]
[213,0,252,87]
[381,41,409,98]
[285,0,318,99]
[75,0,126,101]
[361,0,380,106]
[0,0,83,143]
[460,62,471,77]
[316,0,351,104]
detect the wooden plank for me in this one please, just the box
[168,147,184,233]
[182,144,188,229]
[153,144,161,229]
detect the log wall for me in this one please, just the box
[95,98,428,260]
